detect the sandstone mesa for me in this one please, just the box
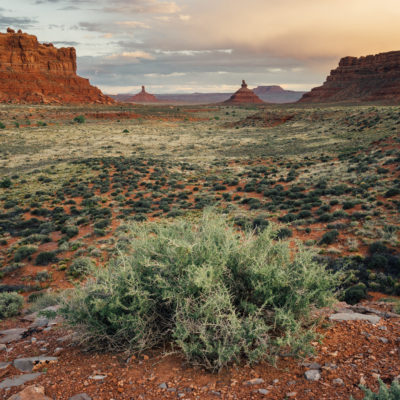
[300,51,400,103]
[0,28,114,104]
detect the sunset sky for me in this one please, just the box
[2,0,400,94]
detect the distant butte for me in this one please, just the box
[299,50,400,103]
[224,80,264,104]
[0,28,114,104]
[127,86,158,103]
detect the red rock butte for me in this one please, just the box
[127,86,158,103]
[224,80,264,104]
[299,50,400,103]
[0,28,114,104]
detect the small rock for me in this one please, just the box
[378,326,387,331]
[0,328,28,344]
[272,379,279,384]
[305,370,321,381]
[0,344,6,351]
[209,391,221,397]
[0,362,10,370]
[329,312,380,324]
[69,394,92,400]
[30,318,49,329]
[332,378,344,386]
[89,375,106,380]
[159,382,168,389]
[53,347,63,355]
[244,378,264,386]
[286,392,297,398]
[380,337,389,344]
[0,373,42,389]
[258,389,269,395]
[13,357,58,373]
[7,384,51,400]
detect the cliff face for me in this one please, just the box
[0,28,114,104]
[299,51,400,103]
[224,80,264,104]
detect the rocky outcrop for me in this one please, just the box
[0,29,114,104]
[299,51,400,103]
[224,81,264,104]
[127,86,158,103]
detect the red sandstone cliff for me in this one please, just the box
[0,28,114,104]
[127,86,158,103]
[224,81,264,104]
[299,51,400,103]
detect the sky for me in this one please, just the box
[1,0,400,94]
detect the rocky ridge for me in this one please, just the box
[0,28,114,104]
[299,51,400,103]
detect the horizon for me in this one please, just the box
[1,0,400,94]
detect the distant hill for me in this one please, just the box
[253,86,305,103]
[109,85,305,104]
[299,51,400,103]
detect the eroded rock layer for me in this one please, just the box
[299,51,400,103]
[0,28,114,104]
[224,81,264,104]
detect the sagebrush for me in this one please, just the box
[61,211,337,371]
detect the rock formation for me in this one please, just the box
[127,86,158,103]
[224,80,264,104]
[0,29,114,104]
[299,51,400,103]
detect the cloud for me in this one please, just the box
[104,0,180,14]
[52,40,80,46]
[106,50,155,60]
[144,72,186,77]
[0,14,37,29]
[116,21,150,29]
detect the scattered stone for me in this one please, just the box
[379,337,389,344]
[159,382,168,389]
[0,362,10,369]
[286,392,297,398]
[30,317,49,329]
[258,389,270,395]
[209,391,221,397]
[244,378,265,386]
[13,356,58,373]
[0,328,28,344]
[69,394,92,400]
[7,384,51,400]
[302,362,321,370]
[89,375,106,380]
[378,325,388,331]
[305,370,321,381]
[53,347,64,356]
[0,344,6,351]
[332,378,344,386]
[0,373,41,389]
[329,312,380,324]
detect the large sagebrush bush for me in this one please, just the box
[351,379,400,400]
[0,292,24,319]
[60,210,337,371]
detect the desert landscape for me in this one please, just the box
[0,1,399,399]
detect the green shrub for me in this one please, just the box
[14,245,37,262]
[73,115,86,124]
[343,283,367,305]
[35,251,57,266]
[61,211,337,371]
[319,230,339,245]
[68,257,95,278]
[0,177,12,188]
[351,379,400,399]
[0,292,24,319]
[0,122,5,129]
